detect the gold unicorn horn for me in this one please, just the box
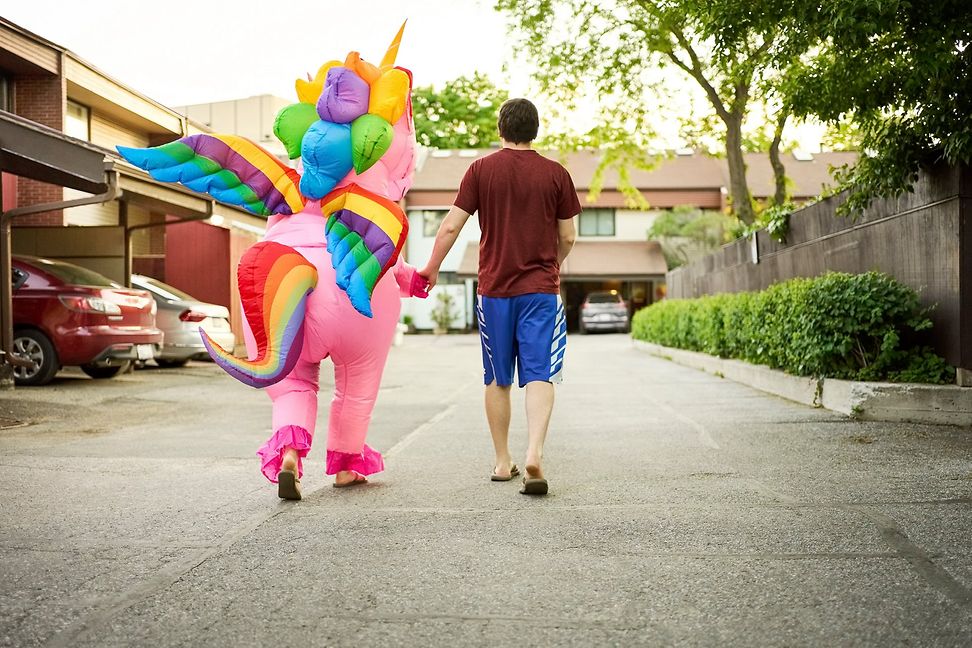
[380,20,407,70]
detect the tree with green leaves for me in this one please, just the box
[778,0,972,214]
[412,72,509,149]
[496,0,811,224]
[648,206,735,268]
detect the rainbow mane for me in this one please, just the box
[200,242,318,388]
[321,184,408,317]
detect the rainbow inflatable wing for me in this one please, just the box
[200,241,318,388]
[117,134,305,217]
[321,184,408,317]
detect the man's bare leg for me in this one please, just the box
[485,381,514,477]
[524,380,554,479]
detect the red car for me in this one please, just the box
[11,255,163,386]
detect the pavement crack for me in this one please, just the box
[41,495,314,648]
[843,504,972,612]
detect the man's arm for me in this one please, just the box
[558,216,578,265]
[418,205,472,290]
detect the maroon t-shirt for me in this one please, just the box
[454,148,581,297]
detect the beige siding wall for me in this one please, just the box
[63,189,119,226]
[0,26,59,73]
[90,112,149,149]
[615,209,660,241]
[65,113,151,226]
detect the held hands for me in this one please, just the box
[409,270,430,299]
[418,266,439,292]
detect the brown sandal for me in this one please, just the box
[490,464,520,482]
[519,477,548,495]
[277,469,302,500]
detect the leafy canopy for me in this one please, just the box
[495,0,813,223]
[778,0,972,213]
[412,72,509,149]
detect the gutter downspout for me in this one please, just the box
[0,163,118,386]
[121,199,213,287]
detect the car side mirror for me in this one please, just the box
[12,269,27,291]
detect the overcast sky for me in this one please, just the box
[4,1,826,150]
[3,0,525,106]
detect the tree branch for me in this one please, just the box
[669,27,731,122]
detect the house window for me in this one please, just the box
[0,74,12,112]
[579,209,615,236]
[65,100,90,140]
[415,210,448,237]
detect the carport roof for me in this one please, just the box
[456,240,668,281]
[0,109,111,193]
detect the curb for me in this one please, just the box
[633,340,972,427]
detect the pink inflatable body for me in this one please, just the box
[254,201,423,482]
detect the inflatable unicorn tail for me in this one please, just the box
[200,241,318,388]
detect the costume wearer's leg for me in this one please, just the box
[478,296,517,474]
[252,243,330,485]
[324,352,389,475]
[256,356,321,483]
[513,294,566,479]
[323,276,401,477]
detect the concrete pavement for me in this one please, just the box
[1,333,972,647]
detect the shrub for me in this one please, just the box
[632,272,955,384]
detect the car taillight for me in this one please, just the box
[179,309,208,322]
[59,295,122,315]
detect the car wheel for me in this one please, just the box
[11,330,59,386]
[81,363,129,379]
[579,321,588,335]
[155,358,188,369]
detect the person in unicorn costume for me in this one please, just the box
[118,23,428,500]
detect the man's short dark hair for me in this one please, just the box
[497,98,539,144]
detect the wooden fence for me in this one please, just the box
[667,164,971,373]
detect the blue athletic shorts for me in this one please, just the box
[476,293,567,388]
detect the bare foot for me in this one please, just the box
[277,447,302,500]
[492,457,517,480]
[280,447,298,474]
[525,455,544,480]
[334,470,367,488]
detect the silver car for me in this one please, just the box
[130,274,236,368]
[579,290,630,334]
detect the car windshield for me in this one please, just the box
[587,292,621,303]
[132,275,196,301]
[29,258,121,287]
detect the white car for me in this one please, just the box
[130,275,236,368]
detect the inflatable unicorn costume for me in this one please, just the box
[117,23,427,498]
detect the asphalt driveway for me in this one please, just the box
[1,334,971,647]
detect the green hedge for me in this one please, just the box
[632,272,954,384]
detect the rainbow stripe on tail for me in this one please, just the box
[200,242,318,388]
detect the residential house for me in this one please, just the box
[403,148,856,331]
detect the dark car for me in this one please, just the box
[11,255,163,386]
[131,274,235,368]
[579,290,630,334]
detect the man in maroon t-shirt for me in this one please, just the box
[419,98,580,496]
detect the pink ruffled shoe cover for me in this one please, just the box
[256,425,312,483]
[325,444,385,476]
